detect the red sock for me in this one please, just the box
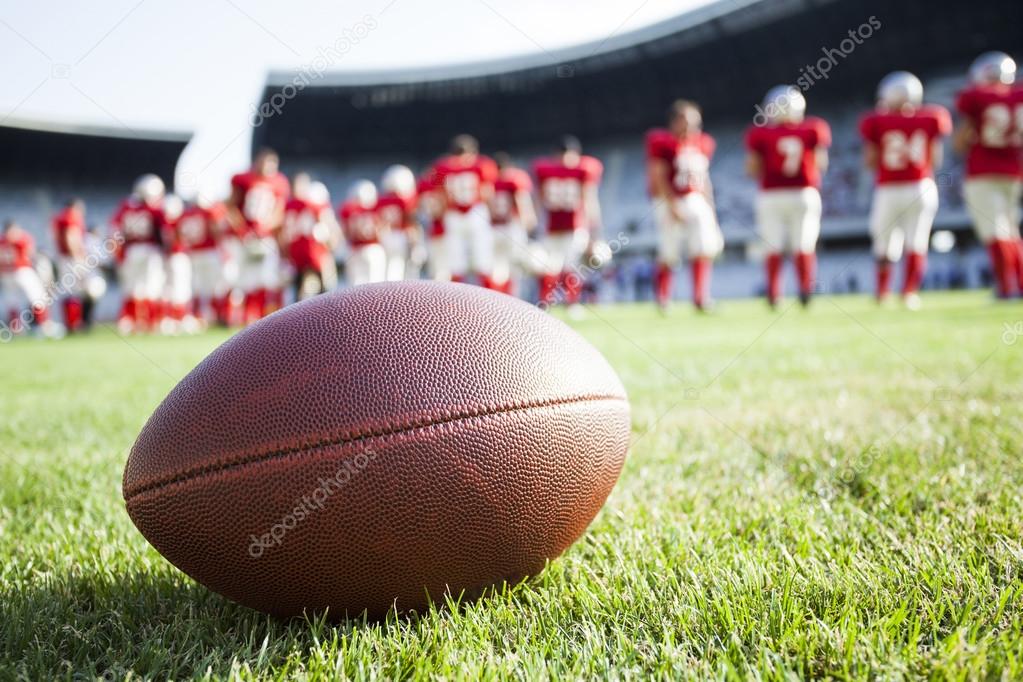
[9,311,22,333]
[63,297,83,331]
[1005,240,1023,295]
[654,263,672,306]
[1016,240,1023,293]
[794,252,816,297]
[489,277,513,295]
[212,295,230,325]
[561,271,582,305]
[451,274,465,284]
[766,253,783,304]
[243,290,265,323]
[32,304,49,325]
[876,260,892,300]
[989,241,1011,297]
[902,252,926,296]
[119,298,136,323]
[538,274,559,306]
[691,257,710,308]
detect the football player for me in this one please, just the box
[340,180,386,287]
[647,100,723,312]
[489,153,537,296]
[533,135,603,314]
[178,196,229,326]
[746,85,831,308]
[376,165,420,281]
[284,180,338,300]
[110,174,167,333]
[51,198,87,332]
[0,220,59,337]
[860,72,951,309]
[417,171,448,281]
[226,148,290,323]
[429,134,498,287]
[160,194,198,334]
[954,51,1022,299]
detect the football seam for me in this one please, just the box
[124,393,628,502]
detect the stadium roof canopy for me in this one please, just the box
[0,116,191,185]
[255,0,1022,160]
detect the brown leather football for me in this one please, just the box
[123,281,630,619]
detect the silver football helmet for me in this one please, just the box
[877,71,924,109]
[762,85,806,124]
[969,51,1017,86]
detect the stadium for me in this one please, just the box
[3,0,1023,679]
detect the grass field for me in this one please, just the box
[2,291,1022,680]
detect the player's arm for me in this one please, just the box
[108,208,126,259]
[648,157,682,222]
[953,119,975,156]
[862,142,879,171]
[225,185,246,232]
[932,139,945,171]
[744,151,763,180]
[65,222,87,260]
[269,198,286,236]
[816,148,829,176]
[515,189,537,233]
[647,157,672,201]
[584,183,602,236]
[321,207,342,249]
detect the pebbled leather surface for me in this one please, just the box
[124,281,630,619]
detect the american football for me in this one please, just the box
[123,281,630,619]
[2,0,1023,678]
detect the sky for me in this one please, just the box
[0,0,715,199]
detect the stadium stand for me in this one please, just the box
[0,118,191,249]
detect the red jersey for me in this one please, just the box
[417,175,445,238]
[955,84,1023,178]
[375,193,418,232]
[230,171,290,237]
[52,206,86,258]
[745,117,832,190]
[431,154,498,213]
[111,199,165,248]
[0,229,34,272]
[176,204,226,252]
[490,168,532,227]
[534,155,603,233]
[646,129,715,196]
[859,106,951,185]
[284,197,330,269]
[339,201,380,247]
